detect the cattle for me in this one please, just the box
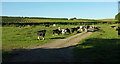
[86,25,90,29]
[61,29,66,35]
[111,26,116,28]
[95,26,100,30]
[71,28,78,33]
[80,26,85,32]
[52,29,62,36]
[83,25,90,32]
[65,28,71,34]
[45,25,49,27]
[61,28,71,35]
[37,30,46,40]
[91,25,95,32]
[27,24,30,27]
[53,24,56,26]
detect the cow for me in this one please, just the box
[91,25,95,32]
[45,25,49,27]
[53,24,56,26]
[95,26,100,30]
[71,28,78,33]
[80,26,85,32]
[52,29,62,36]
[86,25,90,29]
[61,28,71,35]
[37,30,46,40]
[84,25,90,32]
[65,28,71,34]
[111,26,116,28]
[61,29,66,35]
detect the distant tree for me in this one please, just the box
[69,17,77,20]
[115,12,120,21]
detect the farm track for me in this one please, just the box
[7,31,93,62]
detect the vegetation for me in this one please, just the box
[115,12,120,21]
[2,16,118,23]
[2,16,119,63]
[73,24,120,63]
[2,24,84,58]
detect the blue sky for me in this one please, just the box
[2,2,118,19]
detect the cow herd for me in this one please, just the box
[37,25,98,40]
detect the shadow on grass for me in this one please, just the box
[2,38,120,63]
[74,38,120,63]
[50,37,66,39]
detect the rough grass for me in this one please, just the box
[2,24,84,58]
[73,24,120,63]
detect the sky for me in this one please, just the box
[2,2,118,19]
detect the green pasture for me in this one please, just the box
[2,16,118,23]
[73,24,120,63]
[2,24,84,55]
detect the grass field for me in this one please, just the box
[2,24,85,58]
[2,16,120,62]
[73,24,120,63]
[2,16,118,23]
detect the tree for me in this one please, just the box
[115,12,120,35]
[115,12,120,21]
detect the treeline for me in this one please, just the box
[1,16,119,24]
[1,16,68,20]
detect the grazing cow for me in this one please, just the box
[80,26,85,32]
[71,28,78,33]
[27,24,30,27]
[53,24,56,26]
[61,28,71,35]
[37,30,46,40]
[52,29,62,36]
[91,25,95,32]
[58,27,61,31]
[95,26,100,30]
[111,26,116,28]
[65,28,71,34]
[61,29,67,35]
[45,25,49,27]
[86,25,90,29]
[83,25,90,32]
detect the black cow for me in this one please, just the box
[53,29,62,36]
[86,25,90,29]
[37,30,46,40]
[111,26,116,28]
[71,28,78,33]
[45,25,49,27]
[65,28,71,34]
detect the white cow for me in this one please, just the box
[80,26,84,32]
[91,25,95,32]
[61,29,67,35]
[53,24,56,26]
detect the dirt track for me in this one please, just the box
[7,31,93,62]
